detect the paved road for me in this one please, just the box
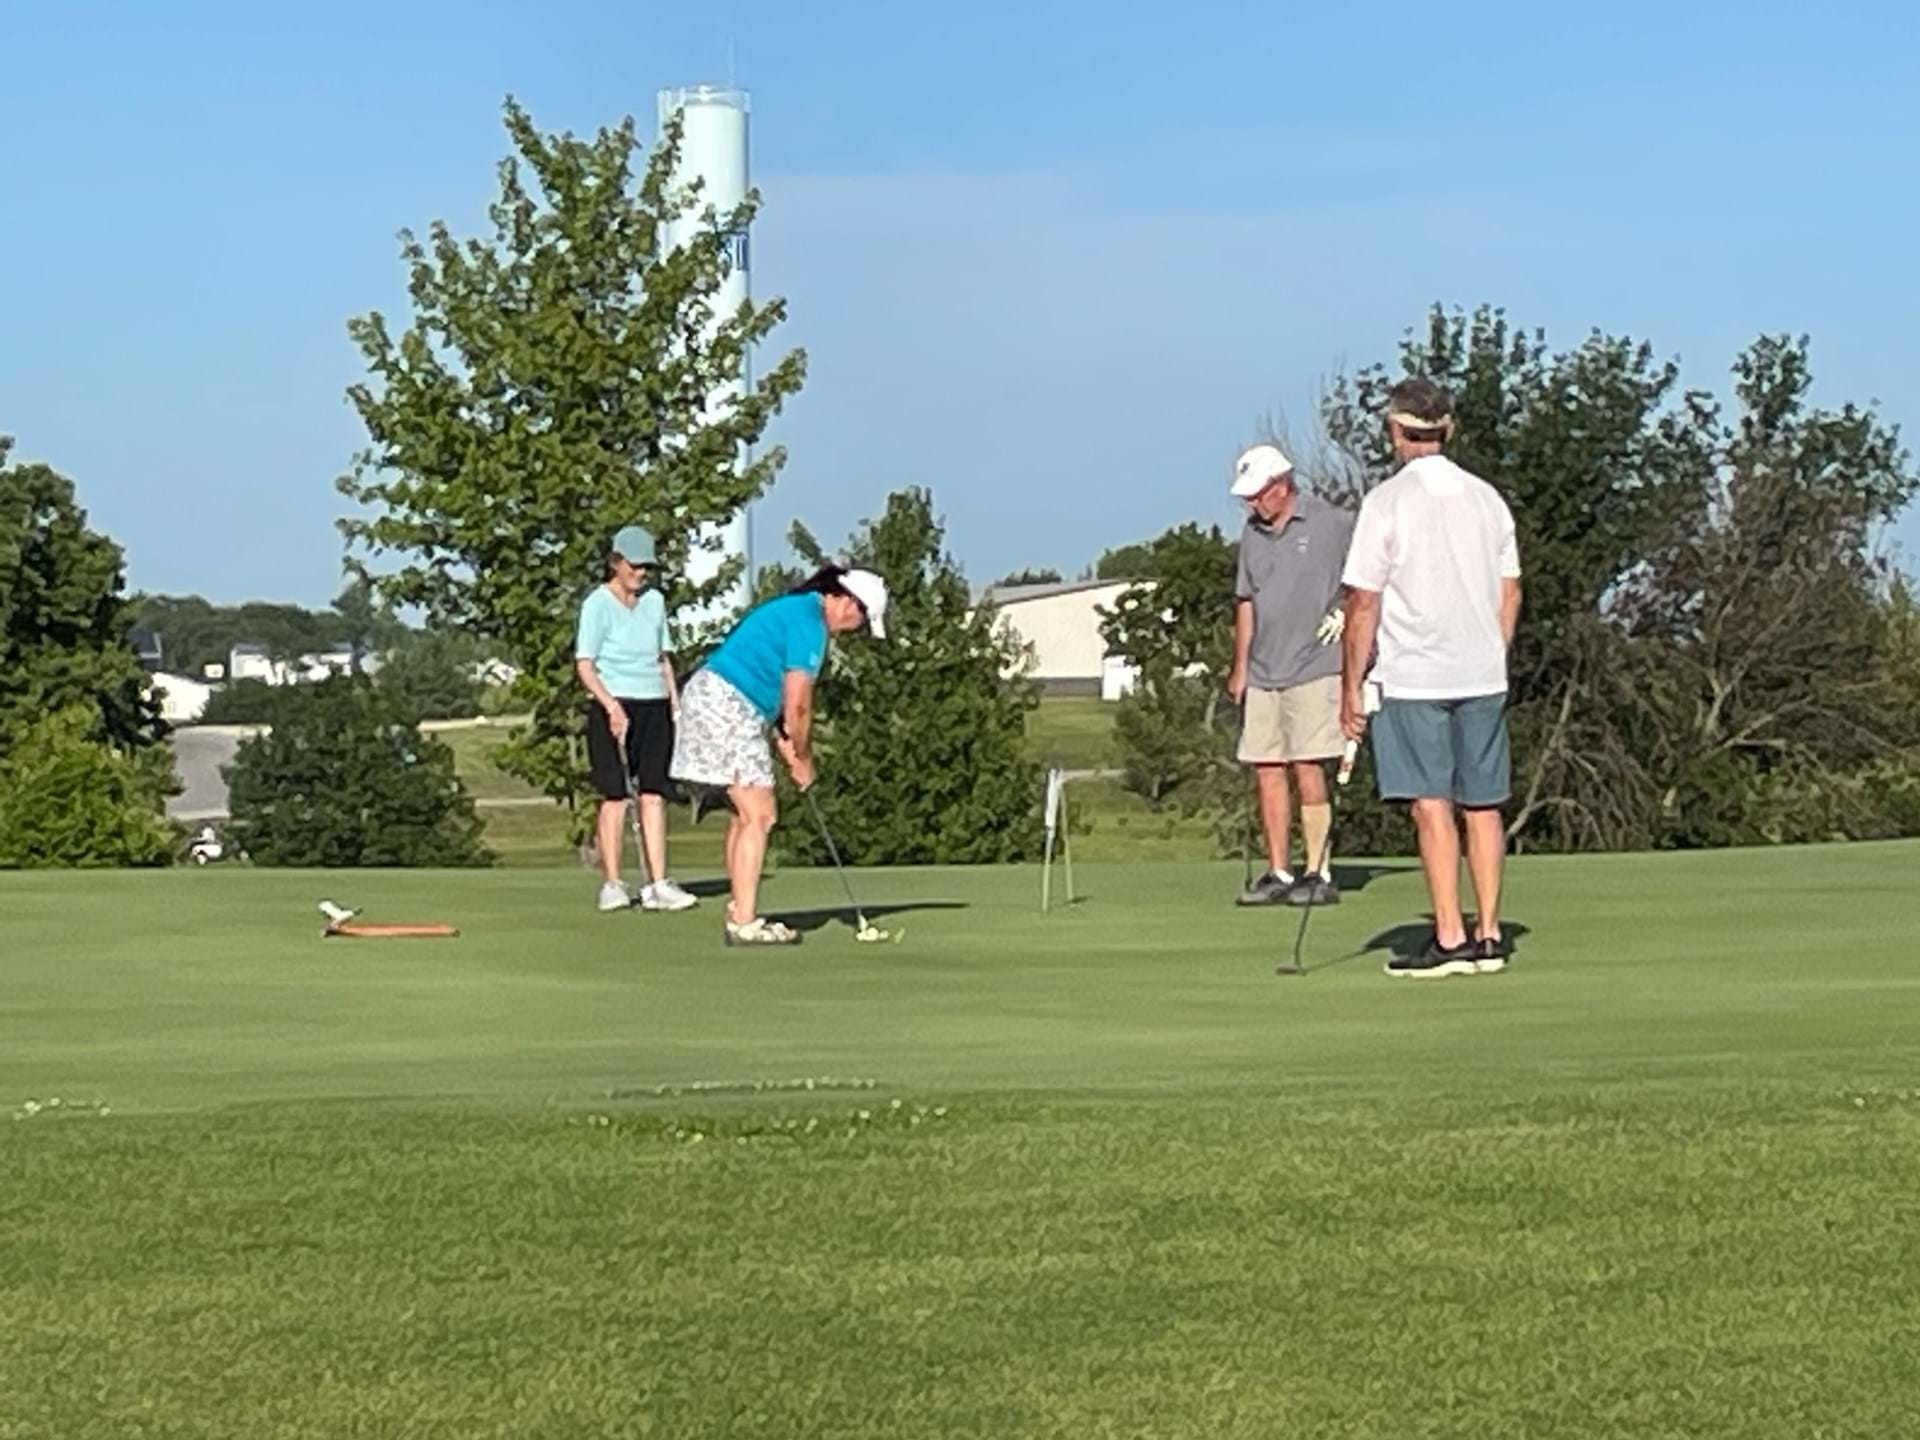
[167,726,256,821]
[167,724,552,821]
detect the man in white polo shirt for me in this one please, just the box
[1340,379,1522,978]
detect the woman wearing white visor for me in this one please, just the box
[671,564,888,946]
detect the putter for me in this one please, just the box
[1238,696,1255,893]
[800,786,888,941]
[1242,806,1256,893]
[1277,736,1360,976]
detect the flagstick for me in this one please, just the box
[1042,821,1056,913]
[1062,779,1075,906]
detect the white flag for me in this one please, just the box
[1044,768,1064,836]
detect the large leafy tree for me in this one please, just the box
[1,439,175,868]
[768,489,1043,865]
[2,437,166,754]
[1321,308,1918,852]
[1609,338,1920,847]
[337,98,805,817]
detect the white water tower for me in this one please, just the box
[657,85,754,619]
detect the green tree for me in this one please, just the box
[1090,541,1155,581]
[993,567,1062,588]
[1611,339,1920,848]
[1,439,175,867]
[0,705,178,869]
[1321,305,1725,852]
[332,576,409,672]
[1322,310,1918,852]
[2,437,165,755]
[374,631,487,722]
[225,677,490,866]
[1099,523,1243,821]
[773,489,1043,865]
[198,678,286,726]
[337,98,805,831]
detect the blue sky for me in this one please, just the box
[4,0,1916,605]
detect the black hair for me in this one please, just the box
[791,564,853,598]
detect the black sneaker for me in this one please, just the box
[1285,871,1340,907]
[1385,936,1481,979]
[1237,870,1296,906]
[1475,934,1512,974]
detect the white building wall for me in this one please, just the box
[150,673,214,723]
[987,581,1146,697]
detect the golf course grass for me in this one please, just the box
[6,842,1920,1436]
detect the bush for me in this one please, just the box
[199,678,286,725]
[224,676,491,867]
[1113,672,1220,804]
[0,705,178,868]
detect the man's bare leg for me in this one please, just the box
[1463,807,1505,943]
[1254,764,1294,876]
[1410,797,1466,948]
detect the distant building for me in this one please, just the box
[227,643,357,687]
[130,627,165,673]
[975,578,1148,700]
[147,672,214,723]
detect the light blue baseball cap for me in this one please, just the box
[611,525,660,567]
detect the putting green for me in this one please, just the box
[5,842,1917,1112]
[7,845,1919,1438]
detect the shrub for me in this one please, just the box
[224,676,490,867]
[0,705,177,868]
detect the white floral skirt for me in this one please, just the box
[670,669,776,790]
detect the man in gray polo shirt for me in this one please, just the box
[1226,444,1355,907]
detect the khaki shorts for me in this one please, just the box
[1238,675,1344,764]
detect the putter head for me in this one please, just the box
[1273,961,1306,976]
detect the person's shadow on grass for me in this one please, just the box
[768,901,970,935]
[1340,916,1534,970]
[1326,861,1419,893]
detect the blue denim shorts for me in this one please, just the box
[1372,693,1511,807]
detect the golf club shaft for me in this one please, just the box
[622,769,653,887]
[803,788,867,927]
[1288,737,1360,974]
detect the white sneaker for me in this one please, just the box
[640,879,699,912]
[724,916,800,947]
[597,881,633,913]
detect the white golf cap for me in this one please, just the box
[1230,444,1294,497]
[840,568,889,640]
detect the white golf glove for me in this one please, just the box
[1316,608,1345,646]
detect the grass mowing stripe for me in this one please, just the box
[5,842,1920,1434]
[6,1088,1919,1437]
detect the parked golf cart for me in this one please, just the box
[187,826,226,865]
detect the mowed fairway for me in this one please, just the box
[5,843,1920,1437]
